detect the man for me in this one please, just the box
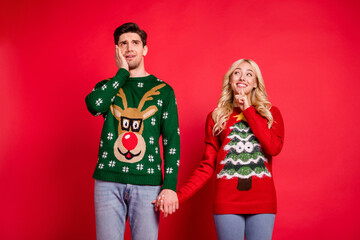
[85,22,179,240]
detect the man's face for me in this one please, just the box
[117,32,148,70]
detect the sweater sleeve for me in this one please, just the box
[85,68,130,116]
[160,89,180,191]
[177,113,220,203]
[243,106,284,156]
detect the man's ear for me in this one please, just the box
[143,45,148,56]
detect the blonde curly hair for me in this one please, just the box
[212,59,273,135]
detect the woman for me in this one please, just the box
[156,59,284,239]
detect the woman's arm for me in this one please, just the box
[177,113,220,202]
[243,106,284,156]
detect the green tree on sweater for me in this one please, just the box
[217,120,271,191]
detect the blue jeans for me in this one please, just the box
[94,180,161,240]
[213,214,275,240]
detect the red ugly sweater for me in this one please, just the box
[177,106,284,214]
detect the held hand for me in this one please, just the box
[152,189,179,218]
[235,89,250,111]
[115,45,129,70]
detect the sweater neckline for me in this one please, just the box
[128,74,157,82]
[233,107,243,114]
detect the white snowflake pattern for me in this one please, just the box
[169,148,176,155]
[95,98,103,106]
[137,82,144,88]
[111,96,115,102]
[147,168,154,174]
[166,167,173,174]
[95,112,101,116]
[175,98,177,105]
[136,164,144,170]
[148,155,154,162]
[102,151,108,159]
[163,139,168,146]
[98,163,104,169]
[122,166,129,173]
[163,112,168,119]
[177,128,180,135]
[101,85,107,90]
[151,118,156,126]
[113,81,119,88]
[107,133,114,140]
[92,88,95,92]
[155,147,159,154]
[149,137,154,144]
[177,160,180,166]
[157,78,163,82]
[157,100,163,106]
[157,165,161,171]
[108,161,116,167]
[99,140,103,147]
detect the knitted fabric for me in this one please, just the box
[86,68,180,191]
[178,106,284,213]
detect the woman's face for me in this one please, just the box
[230,61,257,96]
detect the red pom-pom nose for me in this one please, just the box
[122,132,138,151]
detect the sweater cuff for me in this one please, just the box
[177,191,186,203]
[116,68,130,78]
[162,177,178,192]
[243,106,257,120]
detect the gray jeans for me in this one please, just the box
[213,214,275,240]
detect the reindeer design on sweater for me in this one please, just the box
[110,83,166,163]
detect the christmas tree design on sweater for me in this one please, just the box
[217,113,271,191]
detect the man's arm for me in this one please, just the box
[85,46,129,116]
[153,89,180,217]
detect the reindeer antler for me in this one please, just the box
[117,88,128,109]
[138,84,166,111]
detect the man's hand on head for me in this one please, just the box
[115,45,129,71]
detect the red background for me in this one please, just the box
[1,0,360,239]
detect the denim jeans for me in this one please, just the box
[94,180,161,240]
[213,214,275,240]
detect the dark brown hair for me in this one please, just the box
[113,22,147,46]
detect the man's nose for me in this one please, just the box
[126,43,133,51]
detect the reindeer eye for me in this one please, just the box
[131,119,142,132]
[133,121,140,130]
[122,118,130,130]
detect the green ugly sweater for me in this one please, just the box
[85,68,180,191]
